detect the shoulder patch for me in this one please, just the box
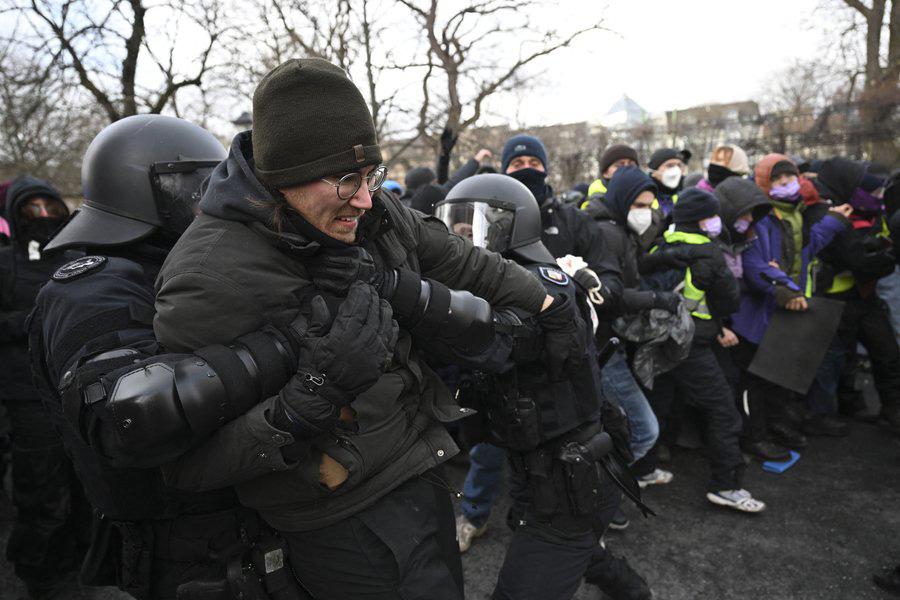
[539,266,570,286]
[52,256,107,282]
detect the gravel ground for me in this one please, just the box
[1,421,897,600]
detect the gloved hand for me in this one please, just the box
[536,293,588,381]
[304,246,382,296]
[647,244,715,271]
[652,291,682,313]
[299,282,398,406]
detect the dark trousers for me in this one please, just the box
[283,472,463,600]
[4,397,90,598]
[495,425,616,600]
[729,338,795,443]
[836,295,900,412]
[634,340,744,491]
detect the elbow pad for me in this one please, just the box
[382,268,495,353]
[99,326,297,460]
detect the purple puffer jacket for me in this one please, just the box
[731,212,847,344]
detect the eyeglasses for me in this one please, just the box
[321,165,388,201]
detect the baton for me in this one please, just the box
[596,337,620,369]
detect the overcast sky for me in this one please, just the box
[487,0,828,125]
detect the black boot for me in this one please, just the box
[584,546,652,600]
[801,414,850,437]
[741,440,791,461]
[769,422,808,449]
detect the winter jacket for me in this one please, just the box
[153,132,546,532]
[0,176,72,400]
[732,208,848,344]
[713,177,772,280]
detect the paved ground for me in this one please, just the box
[1,421,897,600]
[449,420,900,600]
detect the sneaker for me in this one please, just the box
[456,514,487,553]
[608,508,630,531]
[637,468,673,488]
[706,489,766,513]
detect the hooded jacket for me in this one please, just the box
[153,132,546,531]
[0,176,72,400]
[813,157,893,297]
[714,177,772,279]
[731,158,848,344]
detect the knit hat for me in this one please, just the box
[404,166,435,192]
[603,166,657,222]
[709,144,750,175]
[672,188,720,224]
[860,173,886,193]
[770,160,799,181]
[252,58,382,188]
[648,148,692,171]
[599,144,639,176]
[501,134,548,173]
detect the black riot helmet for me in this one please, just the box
[434,173,555,264]
[45,114,226,251]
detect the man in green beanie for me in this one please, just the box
[152,58,569,599]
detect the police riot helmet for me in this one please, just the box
[46,114,226,251]
[434,173,555,264]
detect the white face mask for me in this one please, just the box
[627,207,653,235]
[661,166,682,189]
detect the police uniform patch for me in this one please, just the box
[539,266,569,286]
[52,256,107,281]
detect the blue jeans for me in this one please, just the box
[877,267,900,342]
[601,351,659,462]
[460,442,506,527]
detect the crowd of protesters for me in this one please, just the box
[0,58,898,600]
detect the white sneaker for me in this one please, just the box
[637,468,673,488]
[456,514,487,553]
[706,489,766,513]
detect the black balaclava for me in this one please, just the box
[707,163,738,187]
[508,168,550,204]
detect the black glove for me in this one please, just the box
[304,246,382,297]
[298,282,398,406]
[652,291,682,313]
[639,244,714,274]
[536,293,588,381]
[439,127,458,156]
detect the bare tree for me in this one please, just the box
[3,0,230,123]
[396,0,605,147]
[833,0,899,161]
[0,40,102,192]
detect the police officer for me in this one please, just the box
[435,174,651,600]
[28,114,314,599]
[0,175,85,598]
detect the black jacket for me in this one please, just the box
[153,131,546,532]
[540,196,623,308]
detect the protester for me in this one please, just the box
[0,176,87,598]
[648,147,691,218]
[698,144,750,191]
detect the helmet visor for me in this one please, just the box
[150,160,219,237]
[435,200,515,253]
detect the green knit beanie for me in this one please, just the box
[252,58,382,188]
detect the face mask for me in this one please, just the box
[627,207,652,235]
[769,179,801,201]
[733,218,751,234]
[18,217,66,245]
[508,168,549,203]
[850,187,884,214]
[707,163,736,187]
[660,166,683,190]
[699,215,722,238]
